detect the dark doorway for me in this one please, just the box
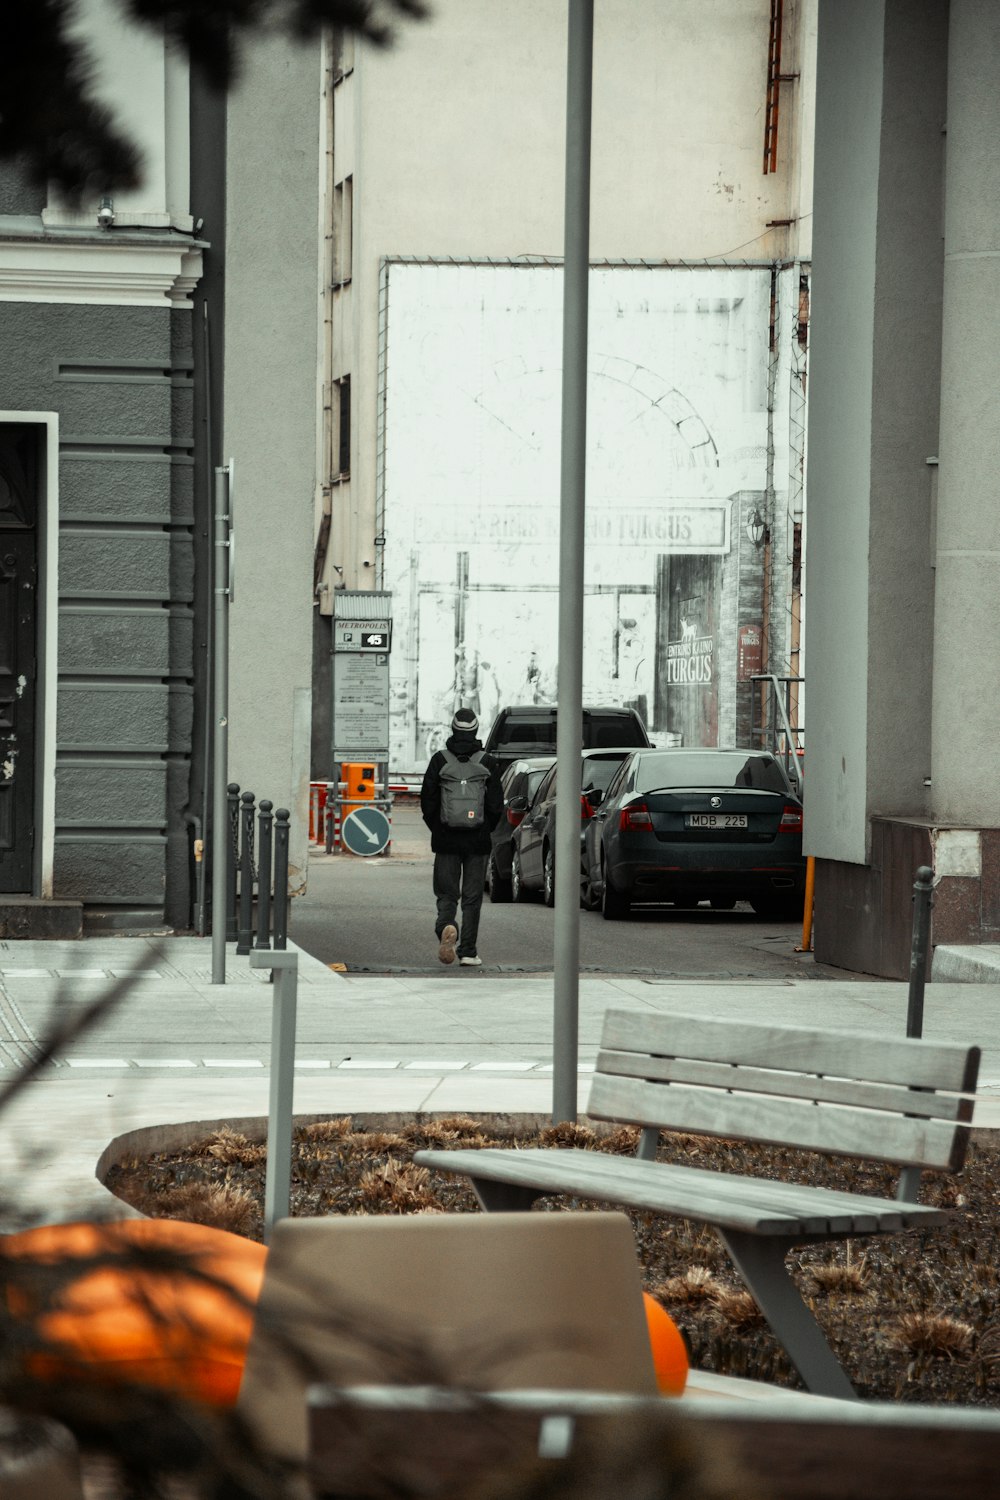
[0,425,39,893]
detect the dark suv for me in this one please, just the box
[482,705,652,772]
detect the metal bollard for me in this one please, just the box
[324,781,337,855]
[236,790,256,955]
[272,808,290,949]
[255,800,273,950]
[906,865,935,1039]
[225,783,240,940]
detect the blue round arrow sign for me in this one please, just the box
[342,805,390,857]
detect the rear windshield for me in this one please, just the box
[582,754,629,793]
[492,718,557,750]
[489,711,646,752]
[635,751,790,795]
[582,717,647,748]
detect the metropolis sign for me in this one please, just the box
[332,595,392,761]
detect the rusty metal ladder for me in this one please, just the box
[750,673,804,794]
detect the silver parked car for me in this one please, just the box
[511,748,636,908]
[484,756,556,903]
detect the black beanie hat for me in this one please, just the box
[452,708,479,734]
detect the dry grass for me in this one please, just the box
[652,1267,720,1305]
[708,1287,765,1332]
[203,1128,266,1167]
[354,1160,439,1213]
[886,1312,975,1359]
[807,1248,870,1297]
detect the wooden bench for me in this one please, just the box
[414,1009,981,1402]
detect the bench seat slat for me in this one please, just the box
[600,1010,981,1097]
[594,1048,973,1122]
[585,1073,968,1171]
[414,1149,949,1238]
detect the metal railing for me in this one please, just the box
[750,673,804,794]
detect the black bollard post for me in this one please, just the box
[906,865,935,1038]
[273,808,290,950]
[255,800,274,950]
[325,781,336,855]
[226,783,240,941]
[236,790,256,955]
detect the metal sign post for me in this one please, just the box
[552,0,593,1127]
[211,463,232,985]
[332,591,392,770]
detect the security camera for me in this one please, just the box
[362,559,372,568]
[97,197,115,228]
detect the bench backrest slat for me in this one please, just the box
[586,1073,969,1171]
[590,1011,980,1173]
[595,1048,974,1124]
[600,1011,980,1096]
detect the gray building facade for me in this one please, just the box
[0,13,214,934]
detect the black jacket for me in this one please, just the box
[420,731,504,855]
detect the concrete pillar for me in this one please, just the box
[930,0,1000,824]
[806,0,945,866]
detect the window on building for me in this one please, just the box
[337,377,351,477]
[333,176,353,286]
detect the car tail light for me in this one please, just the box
[619,801,653,832]
[506,808,523,827]
[581,793,595,820]
[779,805,803,832]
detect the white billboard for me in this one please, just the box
[380,261,784,772]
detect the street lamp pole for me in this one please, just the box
[552,0,594,1125]
[211,464,232,985]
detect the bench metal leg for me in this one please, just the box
[717,1229,858,1402]
[471,1178,542,1212]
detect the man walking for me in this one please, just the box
[420,707,504,966]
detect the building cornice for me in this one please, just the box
[0,234,204,307]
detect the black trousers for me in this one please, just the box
[433,850,488,957]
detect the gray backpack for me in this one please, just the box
[439,747,490,828]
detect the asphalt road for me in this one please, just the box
[290,800,846,982]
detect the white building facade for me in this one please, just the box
[313,0,817,777]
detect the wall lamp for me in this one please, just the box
[746,508,767,548]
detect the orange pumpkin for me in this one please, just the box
[642,1292,689,1396]
[1,1219,266,1407]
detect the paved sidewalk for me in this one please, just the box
[1,933,997,1225]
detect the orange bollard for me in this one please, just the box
[797,854,815,953]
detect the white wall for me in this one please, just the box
[323,0,816,604]
[382,261,780,771]
[50,0,191,229]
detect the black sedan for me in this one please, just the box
[582,747,806,920]
[511,748,634,907]
[485,756,556,903]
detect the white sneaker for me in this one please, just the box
[459,954,483,967]
[438,925,458,964]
